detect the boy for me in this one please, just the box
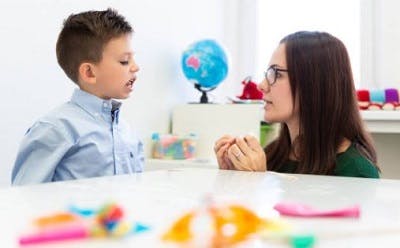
[12,9,144,185]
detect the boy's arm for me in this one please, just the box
[11,122,73,185]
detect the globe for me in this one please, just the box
[181,39,228,103]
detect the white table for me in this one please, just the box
[145,158,218,170]
[2,167,400,247]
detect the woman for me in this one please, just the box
[214,31,380,178]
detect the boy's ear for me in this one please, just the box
[78,63,96,85]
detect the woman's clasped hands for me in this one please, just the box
[214,134,266,171]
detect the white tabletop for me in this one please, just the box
[2,167,400,247]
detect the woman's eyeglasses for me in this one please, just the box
[264,66,288,86]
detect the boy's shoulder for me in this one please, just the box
[37,101,82,124]
[28,100,90,139]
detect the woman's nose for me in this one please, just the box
[258,79,270,94]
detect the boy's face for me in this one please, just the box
[90,34,139,100]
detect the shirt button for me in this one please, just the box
[103,102,108,108]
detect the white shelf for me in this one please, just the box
[361,111,400,133]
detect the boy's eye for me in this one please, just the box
[120,61,129,65]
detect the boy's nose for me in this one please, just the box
[130,61,139,72]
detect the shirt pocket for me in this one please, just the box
[119,137,143,173]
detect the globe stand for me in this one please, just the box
[194,83,216,103]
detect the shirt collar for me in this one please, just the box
[70,89,122,120]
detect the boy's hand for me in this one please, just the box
[214,135,235,170]
[227,135,266,171]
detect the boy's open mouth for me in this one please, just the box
[126,77,136,87]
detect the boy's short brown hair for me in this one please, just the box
[56,8,133,84]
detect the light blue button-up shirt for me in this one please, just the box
[12,89,144,185]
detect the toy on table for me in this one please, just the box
[357,88,400,110]
[163,198,365,247]
[274,202,360,218]
[237,76,263,100]
[18,202,150,246]
[162,197,288,247]
[151,133,196,159]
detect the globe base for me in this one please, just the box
[200,91,209,103]
[194,84,216,104]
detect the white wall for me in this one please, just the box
[373,1,400,86]
[0,0,249,187]
[361,0,400,88]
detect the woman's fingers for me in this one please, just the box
[234,137,253,156]
[216,143,233,170]
[223,153,234,170]
[214,135,235,153]
[228,144,248,171]
[228,141,267,172]
[215,134,266,171]
[244,135,264,152]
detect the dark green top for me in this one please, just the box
[277,144,380,178]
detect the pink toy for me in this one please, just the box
[274,202,360,218]
[19,225,88,245]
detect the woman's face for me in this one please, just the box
[258,43,297,124]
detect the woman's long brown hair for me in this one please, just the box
[265,31,378,175]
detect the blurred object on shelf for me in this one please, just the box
[237,76,263,100]
[357,88,400,110]
[151,133,197,160]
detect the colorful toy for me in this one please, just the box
[151,133,196,159]
[237,76,263,100]
[162,199,288,247]
[357,88,400,110]
[163,200,365,247]
[18,202,150,246]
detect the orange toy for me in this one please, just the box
[35,213,80,227]
[162,211,196,242]
[162,202,286,247]
[211,205,266,246]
